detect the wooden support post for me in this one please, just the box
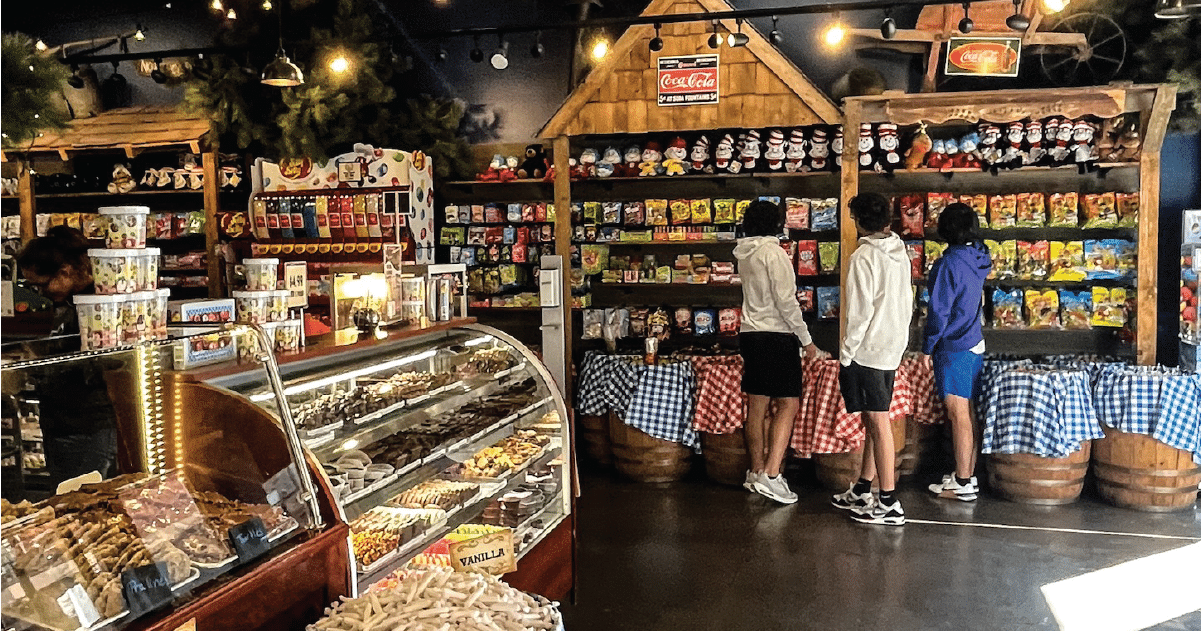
[1135,85,1176,365]
[552,135,574,402]
[17,159,36,243]
[839,99,863,349]
[202,147,221,298]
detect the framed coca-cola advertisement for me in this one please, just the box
[657,54,719,106]
[944,37,1022,78]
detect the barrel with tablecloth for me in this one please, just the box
[686,354,750,486]
[576,352,698,483]
[1090,367,1201,512]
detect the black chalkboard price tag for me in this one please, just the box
[121,562,173,618]
[228,516,271,564]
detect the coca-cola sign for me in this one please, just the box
[945,37,1022,77]
[657,54,719,106]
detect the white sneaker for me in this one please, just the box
[743,471,764,493]
[851,496,905,525]
[831,484,874,511]
[753,474,798,505]
[928,474,979,501]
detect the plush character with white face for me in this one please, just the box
[926,139,949,170]
[1072,119,1097,165]
[785,128,806,173]
[830,126,844,170]
[978,124,1002,165]
[714,134,736,173]
[597,147,621,178]
[663,137,688,176]
[740,129,762,172]
[764,129,787,171]
[857,123,881,172]
[1000,122,1024,167]
[622,145,642,177]
[1024,121,1045,165]
[809,128,830,171]
[639,142,663,177]
[690,136,712,173]
[1050,118,1074,164]
[579,148,599,178]
[878,123,901,171]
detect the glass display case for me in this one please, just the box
[0,332,347,631]
[200,323,572,592]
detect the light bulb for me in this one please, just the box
[329,56,350,73]
[823,23,846,46]
[35,39,47,51]
[1041,0,1069,13]
[591,39,609,60]
[211,0,222,10]
[262,0,272,9]
[227,8,236,19]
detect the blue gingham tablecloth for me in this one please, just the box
[980,368,1104,458]
[576,352,699,449]
[974,358,1034,421]
[1094,367,1201,464]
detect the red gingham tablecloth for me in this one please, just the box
[898,355,947,425]
[790,358,915,457]
[684,355,747,435]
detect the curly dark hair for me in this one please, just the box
[848,193,891,233]
[937,202,980,245]
[17,226,90,278]
[741,199,783,237]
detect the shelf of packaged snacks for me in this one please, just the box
[333,393,556,523]
[306,362,533,457]
[160,267,209,273]
[569,172,841,200]
[355,443,563,589]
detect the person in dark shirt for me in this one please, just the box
[17,226,95,335]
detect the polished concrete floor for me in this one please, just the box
[559,463,1201,631]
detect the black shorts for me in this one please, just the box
[839,362,896,413]
[739,332,803,398]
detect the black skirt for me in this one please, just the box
[739,331,803,398]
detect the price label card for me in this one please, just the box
[121,562,173,617]
[448,530,516,575]
[228,517,271,564]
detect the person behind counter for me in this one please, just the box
[16,225,94,334]
[13,226,119,489]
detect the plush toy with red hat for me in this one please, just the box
[640,141,664,176]
[830,125,845,171]
[1049,117,1073,165]
[1024,121,1045,166]
[878,123,901,172]
[620,145,642,177]
[476,154,503,181]
[977,124,1002,167]
[740,129,762,172]
[714,134,736,173]
[1071,119,1097,166]
[808,127,829,171]
[764,129,787,171]
[784,128,806,173]
[1000,122,1025,168]
[690,136,713,174]
[857,123,880,173]
[663,136,688,176]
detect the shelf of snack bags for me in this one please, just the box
[841,85,1174,365]
[440,201,560,308]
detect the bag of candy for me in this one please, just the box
[1116,192,1139,228]
[1091,287,1127,327]
[1017,240,1049,280]
[714,199,736,224]
[817,287,840,319]
[1025,289,1060,329]
[784,198,810,230]
[582,309,604,339]
[507,203,523,223]
[961,194,989,229]
[1116,239,1137,279]
[718,308,742,335]
[521,203,536,223]
[1082,192,1118,228]
[736,200,751,223]
[1015,192,1046,228]
[646,199,669,226]
[906,241,924,280]
[603,202,623,225]
[445,205,461,224]
[693,308,717,336]
[624,201,646,226]
[629,308,649,337]
[581,244,609,275]
[897,194,925,238]
[471,204,486,223]
[1059,290,1092,330]
[926,192,953,230]
[990,194,1017,229]
[648,308,672,339]
[925,240,946,275]
[673,307,694,335]
[1084,239,1119,279]
[992,288,1024,329]
[1047,192,1079,227]
[1048,241,1086,281]
[796,240,819,275]
[984,240,1017,280]
[818,242,840,274]
[691,199,713,224]
[796,287,815,312]
[485,203,503,223]
[811,198,839,232]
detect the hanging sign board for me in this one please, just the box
[448,530,517,575]
[657,54,719,106]
[944,37,1022,77]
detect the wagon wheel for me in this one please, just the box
[1038,12,1127,87]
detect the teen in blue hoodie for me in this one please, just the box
[923,203,992,501]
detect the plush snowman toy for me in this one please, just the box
[784,129,806,173]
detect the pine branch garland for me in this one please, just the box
[2,32,71,149]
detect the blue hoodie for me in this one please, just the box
[923,242,992,355]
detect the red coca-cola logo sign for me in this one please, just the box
[948,41,1019,74]
[659,69,718,93]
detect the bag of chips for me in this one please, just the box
[796,287,815,312]
[735,200,751,223]
[897,194,925,238]
[990,194,1017,229]
[811,198,839,232]
[1116,240,1137,279]
[673,307,694,335]
[925,240,946,275]
[691,199,713,224]
[544,203,556,223]
[581,244,609,275]
[507,203,523,223]
[718,308,741,335]
[581,309,604,339]
[1116,192,1139,228]
[648,308,672,339]
[1025,289,1060,329]
[1015,192,1046,228]
[1084,239,1119,279]
[1082,192,1118,229]
[603,202,622,225]
[714,199,736,224]
[817,287,840,319]
[693,308,717,336]
[960,194,989,229]
[646,199,669,226]
[629,308,649,337]
[784,198,810,230]
[906,241,924,280]
[1048,192,1079,227]
[926,192,953,230]
[1048,241,1086,281]
[818,242,840,274]
[1091,287,1127,327]
[992,289,1024,329]
[1017,240,1049,280]
[1060,290,1092,330]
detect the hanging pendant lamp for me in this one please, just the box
[261,0,303,86]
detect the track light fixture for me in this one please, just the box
[1006,0,1031,30]
[150,59,167,83]
[727,18,749,47]
[1154,0,1200,18]
[649,23,664,52]
[470,35,484,63]
[67,65,84,88]
[134,24,146,41]
[880,9,897,40]
[958,2,974,33]
[226,8,237,19]
[210,0,222,11]
[706,21,721,49]
[531,31,545,57]
[490,35,509,70]
[769,16,783,46]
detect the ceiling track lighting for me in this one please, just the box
[226,8,237,19]
[648,22,664,52]
[1040,0,1070,14]
[35,39,48,51]
[469,35,484,63]
[262,0,273,10]
[769,15,783,46]
[134,24,146,42]
[261,0,303,86]
[706,21,721,49]
[958,2,974,33]
[530,30,545,58]
[150,58,167,83]
[880,9,897,40]
[490,34,509,70]
[210,0,222,11]
[727,18,749,47]
[1005,0,1031,30]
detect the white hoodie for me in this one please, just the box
[840,232,913,370]
[733,236,813,346]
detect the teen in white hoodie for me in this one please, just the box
[831,193,913,526]
[733,200,819,505]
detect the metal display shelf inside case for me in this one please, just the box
[202,324,572,593]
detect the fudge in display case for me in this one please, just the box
[0,332,347,631]
[199,323,572,592]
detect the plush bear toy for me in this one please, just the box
[739,130,762,173]
[662,137,688,176]
[714,134,736,173]
[640,142,664,177]
[689,136,712,174]
[784,128,806,173]
[808,128,829,172]
[763,129,787,172]
[877,123,901,172]
[516,143,547,179]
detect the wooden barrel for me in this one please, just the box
[813,415,906,491]
[896,417,952,478]
[987,442,1091,505]
[700,428,750,486]
[608,414,692,483]
[578,414,612,467]
[1092,427,1201,513]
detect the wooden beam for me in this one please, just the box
[1135,85,1175,365]
[552,135,574,404]
[18,160,36,243]
[202,148,221,298]
[839,100,862,348]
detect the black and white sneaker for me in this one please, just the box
[928,474,979,502]
[831,485,873,512]
[851,498,905,526]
